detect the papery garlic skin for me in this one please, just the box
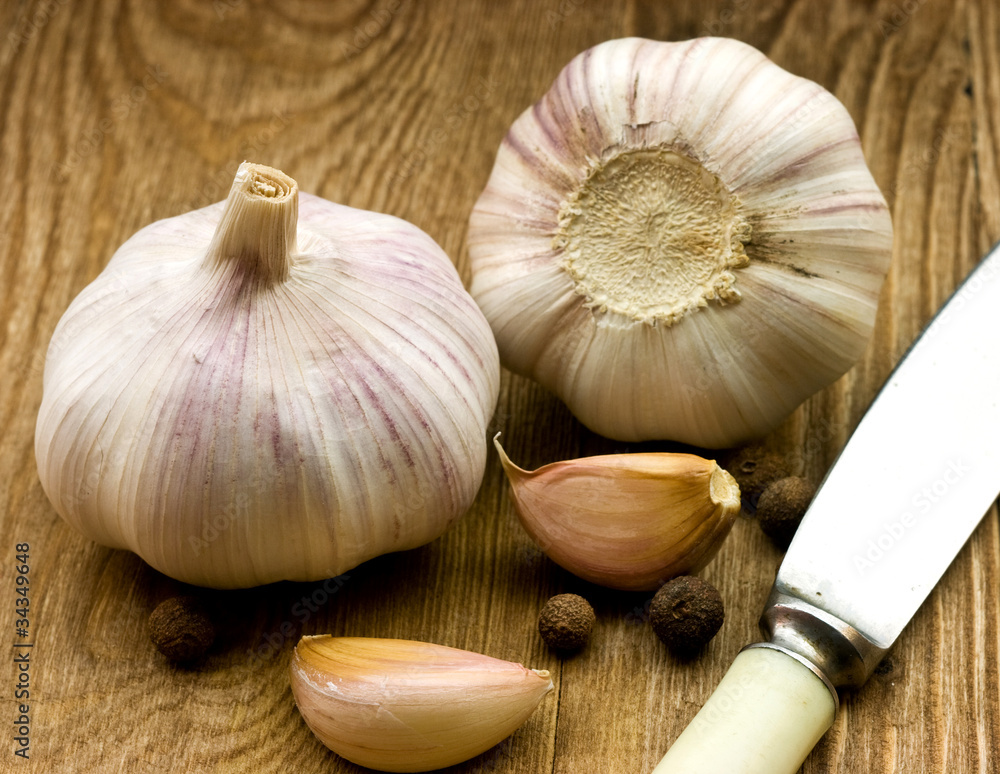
[495,435,740,591]
[289,636,553,772]
[35,163,499,588]
[469,37,893,447]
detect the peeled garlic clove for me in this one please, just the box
[289,636,553,772]
[35,163,499,588]
[468,37,893,447]
[495,435,740,591]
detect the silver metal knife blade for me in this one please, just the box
[652,244,1000,773]
[766,241,1000,685]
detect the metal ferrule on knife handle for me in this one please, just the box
[653,243,1000,774]
[760,586,887,690]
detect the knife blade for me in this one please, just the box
[651,242,1000,774]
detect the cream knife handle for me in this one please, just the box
[651,646,837,774]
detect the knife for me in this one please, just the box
[652,243,1000,774]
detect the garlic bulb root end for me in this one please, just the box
[556,147,751,326]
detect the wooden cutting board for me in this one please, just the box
[1,1,997,772]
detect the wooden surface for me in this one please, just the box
[1,0,999,772]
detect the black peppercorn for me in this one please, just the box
[649,576,724,654]
[757,476,816,549]
[538,593,595,651]
[148,596,215,663]
[725,445,787,512]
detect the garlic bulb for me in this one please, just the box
[495,435,740,591]
[468,37,893,447]
[35,163,499,588]
[289,636,553,772]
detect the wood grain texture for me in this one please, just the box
[1,0,998,772]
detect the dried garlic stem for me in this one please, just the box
[205,161,298,284]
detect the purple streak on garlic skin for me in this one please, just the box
[35,164,499,588]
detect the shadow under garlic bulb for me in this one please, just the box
[468,37,893,447]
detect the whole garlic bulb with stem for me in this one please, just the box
[289,636,553,772]
[35,162,499,588]
[468,37,893,447]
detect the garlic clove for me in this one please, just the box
[35,162,500,588]
[495,434,740,591]
[289,636,553,773]
[468,38,893,447]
